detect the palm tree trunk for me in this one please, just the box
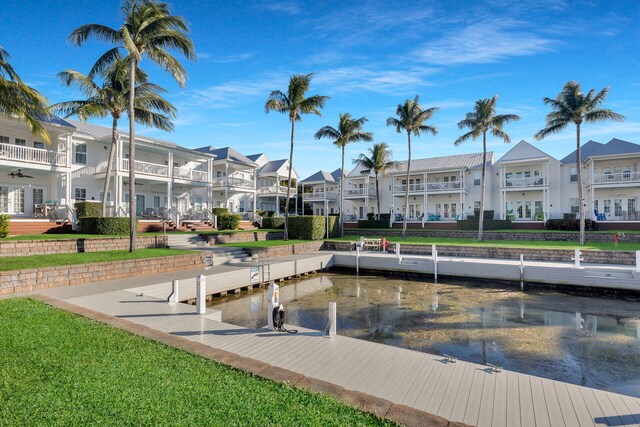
[576,122,585,246]
[340,146,345,238]
[102,115,118,217]
[375,172,381,220]
[478,132,487,242]
[403,132,411,239]
[128,57,137,252]
[284,119,295,241]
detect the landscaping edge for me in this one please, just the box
[0,235,167,257]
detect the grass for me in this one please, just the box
[327,236,640,251]
[0,298,391,426]
[220,239,310,248]
[0,248,193,272]
[348,228,640,234]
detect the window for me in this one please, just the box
[570,198,580,214]
[34,141,44,149]
[534,201,543,215]
[32,188,44,205]
[75,143,87,164]
[74,188,86,202]
[628,199,637,213]
[474,201,481,210]
[0,135,8,144]
[0,186,7,212]
[154,196,161,209]
[614,199,622,217]
[239,200,245,212]
[15,138,26,146]
[474,178,481,186]
[603,199,611,215]
[570,167,577,182]
[99,192,112,202]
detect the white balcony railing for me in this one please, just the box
[504,177,546,188]
[344,187,374,197]
[212,176,254,189]
[303,191,339,201]
[0,143,67,166]
[257,185,297,196]
[393,183,426,193]
[426,181,463,192]
[591,171,640,184]
[121,159,169,177]
[173,167,209,182]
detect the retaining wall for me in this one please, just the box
[201,231,285,245]
[325,240,637,265]
[244,241,324,258]
[0,253,206,296]
[0,236,167,257]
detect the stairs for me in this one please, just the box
[238,220,259,230]
[206,246,252,265]
[166,234,251,265]
[166,233,209,249]
[181,220,216,232]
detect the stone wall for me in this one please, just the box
[202,231,285,245]
[0,236,167,257]
[343,229,640,243]
[244,241,324,258]
[325,240,636,265]
[0,253,206,296]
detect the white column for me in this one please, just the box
[253,167,257,211]
[590,160,595,218]
[423,172,428,217]
[167,150,174,209]
[207,158,213,209]
[224,162,229,211]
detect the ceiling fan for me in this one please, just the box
[8,169,34,179]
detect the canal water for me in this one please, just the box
[208,272,640,397]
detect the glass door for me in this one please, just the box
[135,194,145,217]
[0,186,8,213]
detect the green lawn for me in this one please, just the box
[0,299,390,426]
[220,239,309,248]
[347,228,640,234]
[0,248,193,271]
[328,236,640,251]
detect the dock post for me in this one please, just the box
[520,254,524,291]
[395,242,401,259]
[433,245,438,283]
[574,249,581,268]
[196,275,206,315]
[168,279,179,303]
[324,301,336,337]
[356,244,360,274]
[636,251,640,273]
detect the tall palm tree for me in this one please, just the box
[265,73,329,240]
[455,96,520,242]
[535,81,624,246]
[353,142,400,220]
[314,113,372,237]
[53,58,176,216]
[69,0,195,252]
[386,96,438,239]
[0,47,51,142]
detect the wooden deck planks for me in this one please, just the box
[463,368,487,426]
[491,368,508,427]
[477,371,497,427]
[448,362,476,424]
[529,376,552,427]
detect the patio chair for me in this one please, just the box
[395,213,404,222]
[143,207,155,219]
[594,209,606,221]
[534,213,544,221]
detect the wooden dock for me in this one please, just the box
[38,251,640,427]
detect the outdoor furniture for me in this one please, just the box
[506,214,515,220]
[534,213,544,221]
[594,209,606,221]
[427,213,440,221]
[395,213,404,222]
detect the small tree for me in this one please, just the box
[353,143,400,219]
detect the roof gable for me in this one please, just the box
[560,140,604,164]
[301,170,336,183]
[197,146,256,166]
[496,140,555,163]
[393,152,493,173]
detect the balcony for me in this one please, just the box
[212,176,254,190]
[344,187,376,198]
[503,177,546,188]
[303,191,338,201]
[0,143,67,167]
[426,181,463,192]
[590,171,640,185]
[121,159,169,177]
[173,166,209,183]
[257,185,297,196]
[393,183,425,194]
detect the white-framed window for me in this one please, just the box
[474,178,481,186]
[0,135,9,144]
[15,138,26,146]
[75,188,87,202]
[34,141,44,149]
[570,167,577,182]
[570,198,579,214]
[75,143,87,164]
[474,201,481,210]
[239,200,245,212]
[154,196,161,209]
[32,188,44,205]
[99,192,112,202]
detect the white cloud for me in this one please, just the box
[260,1,300,16]
[209,52,256,64]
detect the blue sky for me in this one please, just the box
[2,0,640,177]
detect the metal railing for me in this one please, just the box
[393,183,425,193]
[303,191,339,201]
[203,208,217,228]
[246,211,263,227]
[504,177,546,187]
[121,159,169,177]
[0,143,67,166]
[257,185,297,196]
[212,176,254,189]
[591,171,640,184]
[426,181,463,191]
[344,187,374,197]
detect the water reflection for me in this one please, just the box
[209,272,640,397]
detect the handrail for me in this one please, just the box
[166,207,180,228]
[203,208,217,229]
[117,205,127,217]
[247,211,263,227]
[0,143,66,166]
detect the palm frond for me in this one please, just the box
[68,24,120,47]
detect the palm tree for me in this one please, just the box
[535,81,624,245]
[314,113,372,237]
[353,143,400,221]
[53,58,176,216]
[386,96,438,239]
[0,47,51,142]
[455,96,520,242]
[265,73,329,240]
[69,0,195,252]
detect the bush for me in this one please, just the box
[212,208,228,217]
[357,219,389,229]
[261,217,285,229]
[473,210,495,220]
[458,218,512,230]
[288,216,325,240]
[0,214,9,238]
[545,219,599,231]
[217,213,241,231]
[78,217,133,235]
[257,210,275,218]
[366,212,375,220]
[327,215,340,238]
[75,201,103,218]
[563,213,577,220]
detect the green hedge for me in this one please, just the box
[261,217,285,229]
[288,216,325,240]
[457,218,512,230]
[78,217,133,235]
[0,214,9,238]
[212,208,228,217]
[74,202,103,218]
[545,219,599,231]
[218,213,241,231]
[327,216,340,238]
[357,219,389,229]
[257,210,275,218]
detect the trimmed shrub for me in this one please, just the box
[458,218,512,230]
[212,208,228,217]
[366,212,375,220]
[473,210,495,220]
[288,216,325,240]
[78,217,133,235]
[327,215,340,238]
[0,214,9,238]
[217,213,241,231]
[545,218,599,231]
[357,219,389,229]
[261,217,285,229]
[75,201,103,218]
[257,210,275,218]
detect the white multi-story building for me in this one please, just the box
[300,169,343,216]
[248,153,298,215]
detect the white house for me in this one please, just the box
[300,168,343,216]
[249,153,298,214]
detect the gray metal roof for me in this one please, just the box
[560,138,640,164]
[393,152,493,173]
[42,115,75,129]
[196,146,257,166]
[257,159,287,174]
[331,168,345,181]
[301,170,337,183]
[246,153,265,162]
